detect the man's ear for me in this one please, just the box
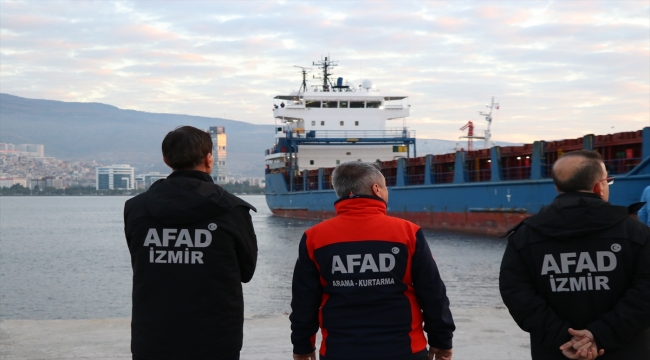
[204,153,213,169]
[593,181,604,197]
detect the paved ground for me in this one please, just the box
[0,307,531,360]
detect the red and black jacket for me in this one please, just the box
[290,195,455,360]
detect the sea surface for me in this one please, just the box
[0,195,507,320]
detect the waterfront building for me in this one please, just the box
[0,177,27,188]
[208,126,227,185]
[135,172,168,189]
[96,165,135,190]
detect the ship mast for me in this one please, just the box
[312,56,338,92]
[478,97,499,149]
[293,65,311,93]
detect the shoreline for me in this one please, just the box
[0,307,530,360]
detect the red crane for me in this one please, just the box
[459,121,475,151]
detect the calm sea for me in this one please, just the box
[0,195,507,320]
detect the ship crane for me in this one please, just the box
[458,121,485,151]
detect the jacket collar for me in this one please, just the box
[334,195,387,216]
[167,169,214,183]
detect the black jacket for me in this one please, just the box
[499,192,650,360]
[124,170,257,359]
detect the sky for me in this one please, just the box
[1,0,649,142]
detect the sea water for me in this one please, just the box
[0,195,506,320]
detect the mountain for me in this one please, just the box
[0,94,275,177]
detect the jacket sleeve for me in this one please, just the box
[124,200,132,248]
[586,227,650,351]
[499,236,571,349]
[411,229,455,350]
[232,206,257,283]
[290,233,322,355]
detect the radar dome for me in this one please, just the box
[362,79,373,89]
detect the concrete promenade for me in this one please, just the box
[0,307,531,360]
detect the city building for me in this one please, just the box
[208,126,227,185]
[135,172,168,189]
[0,143,44,157]
[96,164,135,190]
[0,177,27,188]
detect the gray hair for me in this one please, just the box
[332,161,385,199]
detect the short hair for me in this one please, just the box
[162,126,212,170]
[552,150,605,192]
[332,161,384,198]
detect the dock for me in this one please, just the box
[0,307,530,359]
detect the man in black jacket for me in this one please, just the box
[500,150,650,360]
[124,126,257,360]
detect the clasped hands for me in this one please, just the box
[559,328,605,360]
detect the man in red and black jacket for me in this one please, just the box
[290,161,455,360]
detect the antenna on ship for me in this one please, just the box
[293,66,311,93]
[478,97,499,149]
[312,55,338,92]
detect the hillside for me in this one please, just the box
[0,94,275,177]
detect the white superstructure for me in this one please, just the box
[265,57,414,173]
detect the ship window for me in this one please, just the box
[355,121,359,126]
[277,127,282,132]
[311,121,315,126]
[310,160,314,165]
[323,101,338,108]
[350,101,364,108]
[339,101,348,108]
[336,160,340,164]
[366,101,381,108]
[321,121,325,126]
[306,100,321,108]
[340,121,344,126]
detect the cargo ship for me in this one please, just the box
[264,57,650,235]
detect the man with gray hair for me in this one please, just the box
[500,150,650,359]
[290,161,455,360]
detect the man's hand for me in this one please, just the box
[559,328,605,359]
[293,351,317,360]
[428,347,453,360]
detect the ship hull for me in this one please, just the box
[265,172,650,236]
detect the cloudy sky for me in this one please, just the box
[1,0,648,142]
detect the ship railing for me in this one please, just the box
[467,169,491,182]
[604,157,643,175]
[406,174,425,186]
[321,179,333,190]
[297,129,416,139]
[502,166,532,181]
[434,172,454,184]
[542,164,553,178]
[384,175,397,187]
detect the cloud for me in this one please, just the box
[0,0,648,144]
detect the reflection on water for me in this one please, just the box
[0,195,506,320]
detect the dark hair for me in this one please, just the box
[162,126,212,170]
[332,161,384,198]
[552,150,604,192]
